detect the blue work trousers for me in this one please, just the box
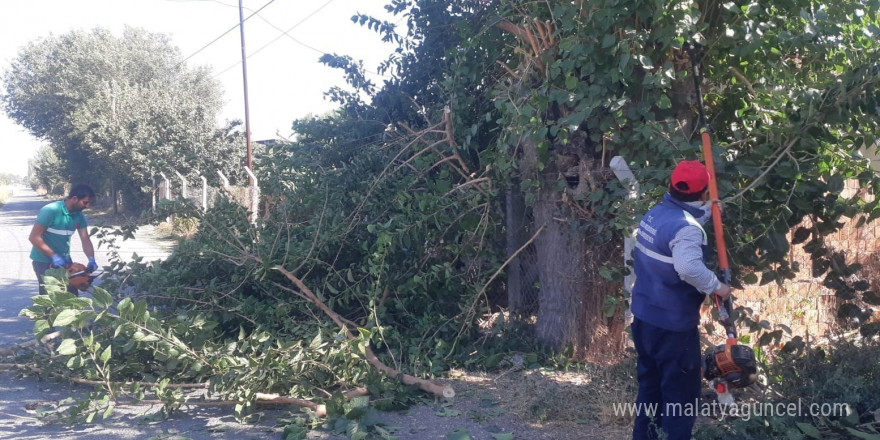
[631,317,701,440]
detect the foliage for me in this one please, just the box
[456,0,879,346]
[1,27,245,212]
[19,265,386,422]
[13,101,502,418]
[7,0,880,435]
[28,145,66,194]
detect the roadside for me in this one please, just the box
[0,187,297,439]
[0,187,634,440]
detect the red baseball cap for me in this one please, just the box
[670,160,709,194]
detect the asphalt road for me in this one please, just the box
[0,188,298,440]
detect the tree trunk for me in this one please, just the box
[519,136,626,359]
[532,182,592,353]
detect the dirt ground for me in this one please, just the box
[368,367,637,440]
[0,363,638,440]
[301,368,632,440]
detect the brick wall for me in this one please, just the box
[701,179,877,343]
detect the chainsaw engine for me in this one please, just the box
[702,342,758,388]
[66,263,94,291]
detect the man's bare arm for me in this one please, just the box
[29,222,55,258]
[78,227,95,259]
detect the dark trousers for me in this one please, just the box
[32,261,77,296]
[632,317,701,440]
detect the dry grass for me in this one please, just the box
[446,355,638,439]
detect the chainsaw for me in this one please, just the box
[701,294,758,403]
[66,263,103,292]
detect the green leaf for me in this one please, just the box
[57,338,78,356]
[283,424,308,440]
[33,319,50,336]
[862,291,880,306]
[796,422,822,439]
[565,75,578,90]
[845,428,880,440]
[132,300,148,321]
[117,297,133,314]
[67,354,84,369]
[132,331,159,342]
[53,309,81,327]
[601,34,616,48]
[827,175,845,195]
[91,287,113,309]
[99,346,112,363]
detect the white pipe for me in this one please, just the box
[611,156,640,326]
[244,166,259,224]
[200,175,208,212]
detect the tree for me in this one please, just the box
[345,0,880,355]
[28,145,65,194]
[483,0,880,352]
[2,27,244,212]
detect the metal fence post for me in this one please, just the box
[217,171,230,190]
[159,172,171,201]
[174,170,188,200]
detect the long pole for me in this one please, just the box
[688,44,735,340]
[239,0,253,185]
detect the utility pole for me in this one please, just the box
[238,0,253,185]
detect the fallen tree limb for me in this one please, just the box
[0,331,62,356]
[0,363,368,417]
[98,396,327,416]
[272,264,455,399]
[0,363,207,388]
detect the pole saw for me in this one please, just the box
[686,43,757,403]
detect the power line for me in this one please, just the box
[181,0,277,64]
[211,0,390,80]
[212,0,338,77]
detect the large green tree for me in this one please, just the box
[339,0,880,354]
[2,27,244,211]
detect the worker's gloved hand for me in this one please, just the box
[50,254,66,268]
[86,257,98,272]
[65,256,73,266]
[713,283,732,300]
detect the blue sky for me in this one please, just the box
[0,0,396,176]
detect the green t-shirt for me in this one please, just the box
[30,200,88,263]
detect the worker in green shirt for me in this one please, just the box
[28,184,98,295]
